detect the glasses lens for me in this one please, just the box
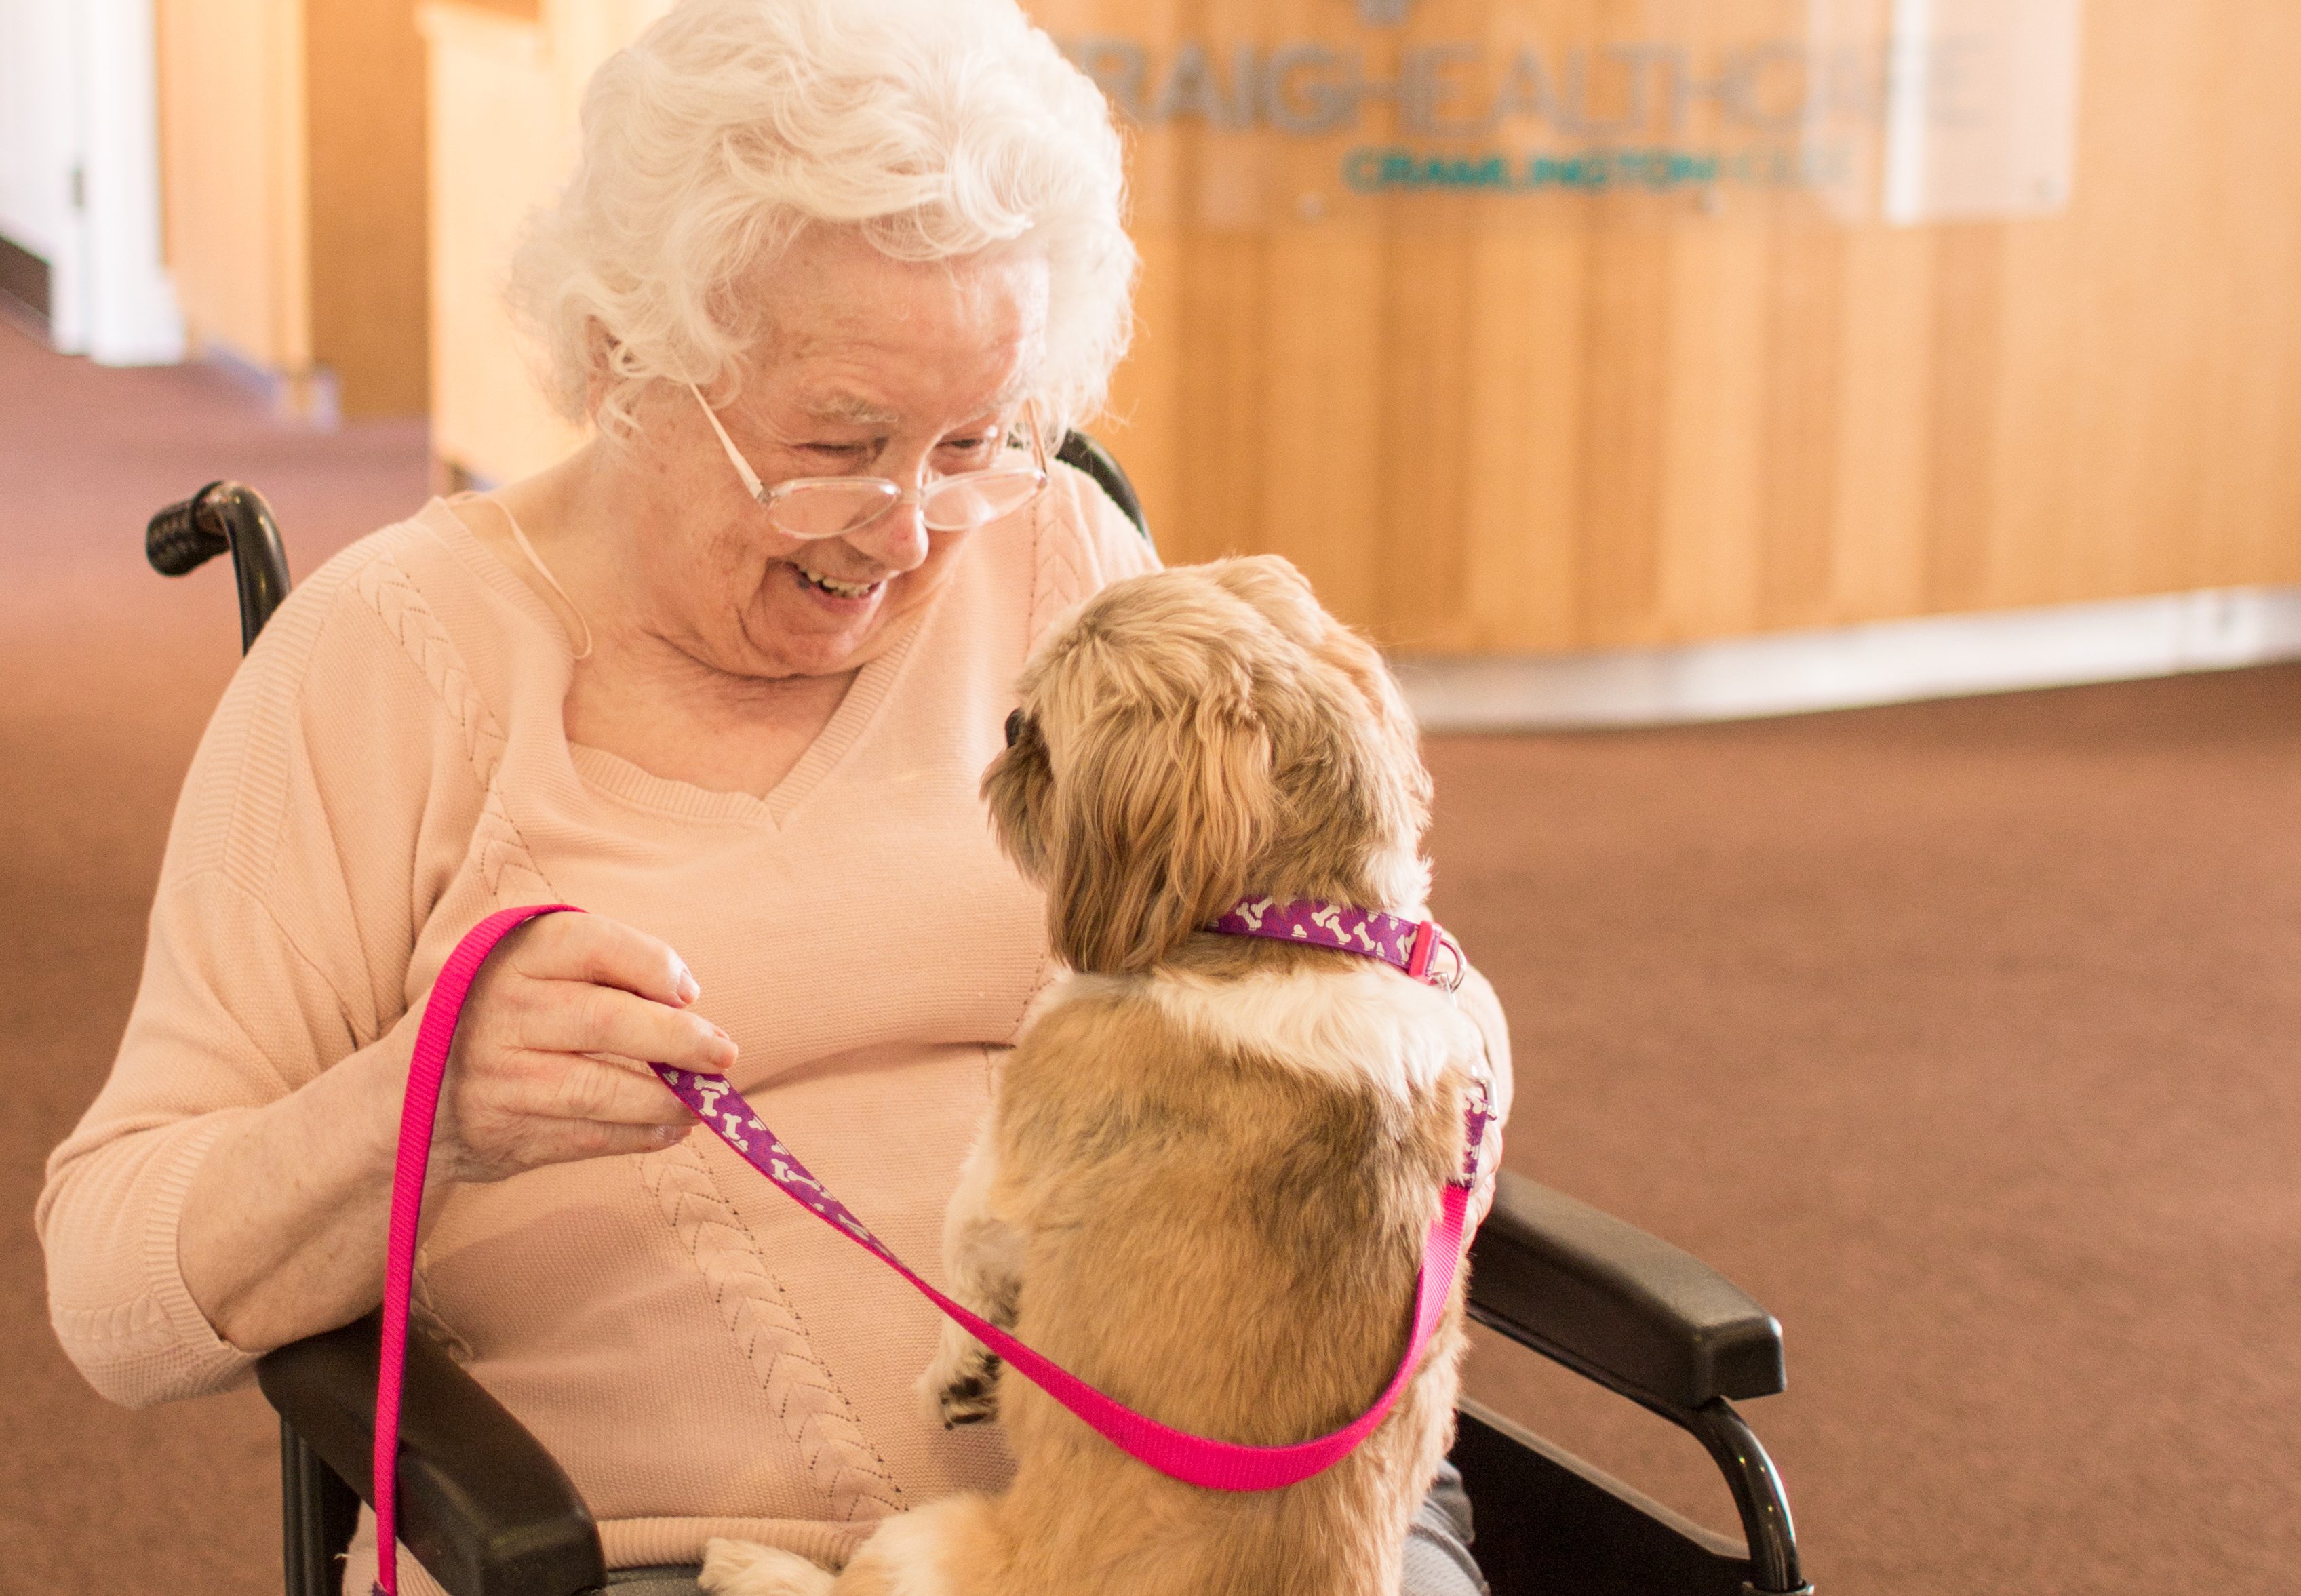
[921,470,1044,532]
[769,481,901,540]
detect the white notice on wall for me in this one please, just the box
[1883,0,2082,223]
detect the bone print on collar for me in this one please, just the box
[1207,897,1465,991]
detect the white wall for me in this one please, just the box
[0,0,82,322]
[0,0,181,362]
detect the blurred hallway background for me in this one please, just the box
[5,318,2298,1595]
[0,320,423,1591]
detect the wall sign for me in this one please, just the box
[1040,0,2080,226]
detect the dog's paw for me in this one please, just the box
[937,1351,1003,1427]
[917,1337,1003,1429]
[918,1319,1005,1427]
[699,1538,835,1596]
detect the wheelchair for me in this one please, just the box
[144,449,1809,1596]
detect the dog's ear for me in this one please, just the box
[1047,676,1273,975]
[982,704,1053,885]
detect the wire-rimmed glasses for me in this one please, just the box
[688,383,1048,541]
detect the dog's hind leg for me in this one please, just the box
[829,1496,1004,1596]
[699,1538,835,1596]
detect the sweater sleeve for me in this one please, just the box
[36,529,486,1408]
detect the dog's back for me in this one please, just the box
[982,938,1483,1596]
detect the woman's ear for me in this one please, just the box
[1046,687,1272,974]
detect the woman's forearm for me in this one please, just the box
[176,1030,410,1354]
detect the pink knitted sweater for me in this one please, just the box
[39,468,1512,1585]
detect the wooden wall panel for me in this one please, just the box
[307,0,431,415]
[420,3,585,484]
[1754,228,1843,623]
[156,0,310,377]
[1827,231,1932,620]
[158,0,430,415]
[1916,226,2000,615]
[1459,231,1582,649]
[1071,0,2301,651]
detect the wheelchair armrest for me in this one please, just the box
[256,1311,606,1596]
[1466,1170,1786,1412]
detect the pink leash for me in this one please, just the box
[374,903,1487,1595]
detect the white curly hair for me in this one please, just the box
[508,0,1135,440]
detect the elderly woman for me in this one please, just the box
[39,1,1510,1591]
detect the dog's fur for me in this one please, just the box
[701,557,1489,1596]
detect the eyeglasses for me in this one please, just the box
[688,383,1048,540]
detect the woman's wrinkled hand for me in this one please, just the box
[429,912,734,1183]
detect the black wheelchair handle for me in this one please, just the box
[146,481,293,652]
[1055,430,1149,543]
[146,484,233,576]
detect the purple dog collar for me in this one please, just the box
[1208,897,1466,991]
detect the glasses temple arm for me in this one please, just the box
[688,383,770,502]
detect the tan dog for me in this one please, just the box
[702,557,1490,1596]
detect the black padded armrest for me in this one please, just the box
[256,1311,606,1596]
[1466,1170,1785,1411]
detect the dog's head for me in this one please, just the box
[983,556,1432,975]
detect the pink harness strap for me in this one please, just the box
[373,904,1487,1595]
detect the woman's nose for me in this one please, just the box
[845,497,930,572]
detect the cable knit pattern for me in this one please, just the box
[473,784,553,902]
[355,552,553,900]
[640,1140,905,1521]
[357,554,512,786]
[1029,470,1100,646]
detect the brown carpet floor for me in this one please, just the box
[4,321,2297,1596]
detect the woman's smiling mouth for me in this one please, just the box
[794,566,882,602]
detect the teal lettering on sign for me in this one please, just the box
[1344,146,1774,194]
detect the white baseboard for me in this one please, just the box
[1395,587,2301,731]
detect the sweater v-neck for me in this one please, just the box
[565,622,920,827]
[422,496,922,829]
